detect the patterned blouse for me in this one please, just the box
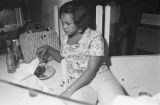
[61,28,108,79]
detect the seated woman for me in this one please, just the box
[36,1,124,105]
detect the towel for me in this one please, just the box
[13,57,49,92]
[19,30,60,63]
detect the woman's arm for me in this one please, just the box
[47,46,63,63]
[61,31,105,97]
[36,45,63,63]
[61,55,103,97]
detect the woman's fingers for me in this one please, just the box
[36,46,44,55]
[36,46,46,60]
[36,45,49,63]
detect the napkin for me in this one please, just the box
[13,57,49,92]
[14,57,39,80]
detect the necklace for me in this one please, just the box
[67,33,82,46]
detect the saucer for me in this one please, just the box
[38,65,56,80]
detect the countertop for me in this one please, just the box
[0,54,66,105]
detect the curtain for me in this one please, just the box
[0,9,17,28]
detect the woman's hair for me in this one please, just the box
[59,1,96,33]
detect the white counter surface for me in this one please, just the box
[0,54,66,105]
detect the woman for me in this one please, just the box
[36,1,124,105]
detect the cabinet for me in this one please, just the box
[136,13,160,54]
[0,8,23,54]
[136,27,160,54]
[0,30,19,54]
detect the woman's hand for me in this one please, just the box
[36,45,50,63]
[60,89,72,98]
[60,89,73,105]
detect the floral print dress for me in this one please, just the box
[61,28,108,80]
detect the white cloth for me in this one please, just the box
[13,57,49,92]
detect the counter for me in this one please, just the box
[0,54,65,105]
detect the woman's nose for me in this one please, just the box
[63,24,68,29]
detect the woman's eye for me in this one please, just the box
[66,23,72,26]
[62,22,73,27]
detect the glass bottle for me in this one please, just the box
[17,45,24,64]
[12,39,24,67]
[6,48,16,73]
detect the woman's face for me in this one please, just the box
[60,13,78,36]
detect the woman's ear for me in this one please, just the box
[78,28,82,33]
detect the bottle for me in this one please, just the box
[17,45,24,64]
[12,39,23,67]
[6,48,16,73]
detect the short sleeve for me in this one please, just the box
[88,34,104,56]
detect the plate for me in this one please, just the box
[38,65,56,80]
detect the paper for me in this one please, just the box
[13,57,49,92]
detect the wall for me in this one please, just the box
[25,0,71,29]
[41,0,59,27]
